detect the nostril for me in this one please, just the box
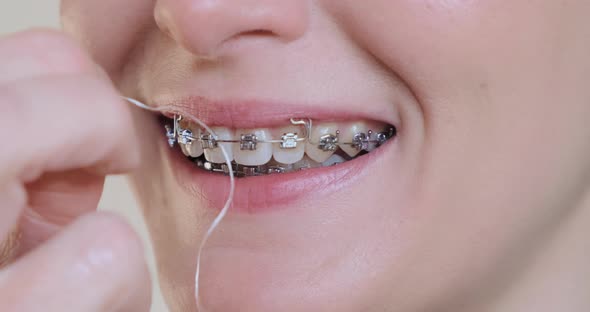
[219,29,277,48]
[228,29,276,41]
[240,29,275,37]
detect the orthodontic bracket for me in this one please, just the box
[179,129,194,146]
[165,125,176,147]
[352,130,371,151]
[200,133,218,149]
[164,115,396,153]
[240,134,258,151]
[194,161,300,177]
[280,133,299,149]
[318,131,340,152]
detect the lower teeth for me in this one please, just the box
[187,151,362,177]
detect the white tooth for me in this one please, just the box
[188,141,205,157]
[305,123,339,163]
[339,121,386,157]
[293,155,323,171]
[272,125,305,164]
[204,127,234,164]
[321,154,346,167]
[180,144,192,157]
[233,128,273,166]
[180,124,204,157]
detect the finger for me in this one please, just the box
[26,170,105,226]
[0,29,97,84]
[0,172,105,272]
[0,213,152,312]
[0,181,27,245]
[14,170,106,256]
[0,73,138,245]
[0,73,140,180]
[0,227,20,268]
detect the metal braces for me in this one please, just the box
[167,115,309,150]
[194,152,362,177]
[165,115,395,152]
[195,159,290,177]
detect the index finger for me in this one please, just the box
[0,74,140,180]
[0,29,99,84]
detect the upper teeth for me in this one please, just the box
[167,115,395,167]
[273,125,305,164]
[234,128,273,166]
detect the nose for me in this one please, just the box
[154,0,309,57]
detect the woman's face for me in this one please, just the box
[61,1,590,311]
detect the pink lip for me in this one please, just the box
[168,140,392,214]
[153,96,399,128]
[158,97,397,214]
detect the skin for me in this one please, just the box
[1,0,589,311]
[0,30,151,311]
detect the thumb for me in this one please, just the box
[0,213,152,312]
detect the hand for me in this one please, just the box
[0,29,151,311]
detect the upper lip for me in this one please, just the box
[152,96,399,128]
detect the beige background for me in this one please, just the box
[0,1,168,311]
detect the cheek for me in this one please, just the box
[332,0,570,97]
[60,0,156,76]
[331,0,590,297]
[332,0,590,206]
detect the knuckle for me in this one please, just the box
[77,212,146,273]
[78,213,151,303]
[91,215,151,308]
[1,29,95,75]
[68,214,149,300]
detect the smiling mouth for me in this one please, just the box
[153,97,399,212]
[163,114,397,178]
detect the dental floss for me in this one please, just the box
[124,97,235,311]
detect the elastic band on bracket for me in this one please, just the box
[124,97,233,311]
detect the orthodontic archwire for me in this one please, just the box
[166,114,396,153]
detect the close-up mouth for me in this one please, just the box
[155,98,401,213]
[162,114,397,178]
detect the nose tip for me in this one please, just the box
[154,0,308,57]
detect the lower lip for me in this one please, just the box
[168,142,393,214]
